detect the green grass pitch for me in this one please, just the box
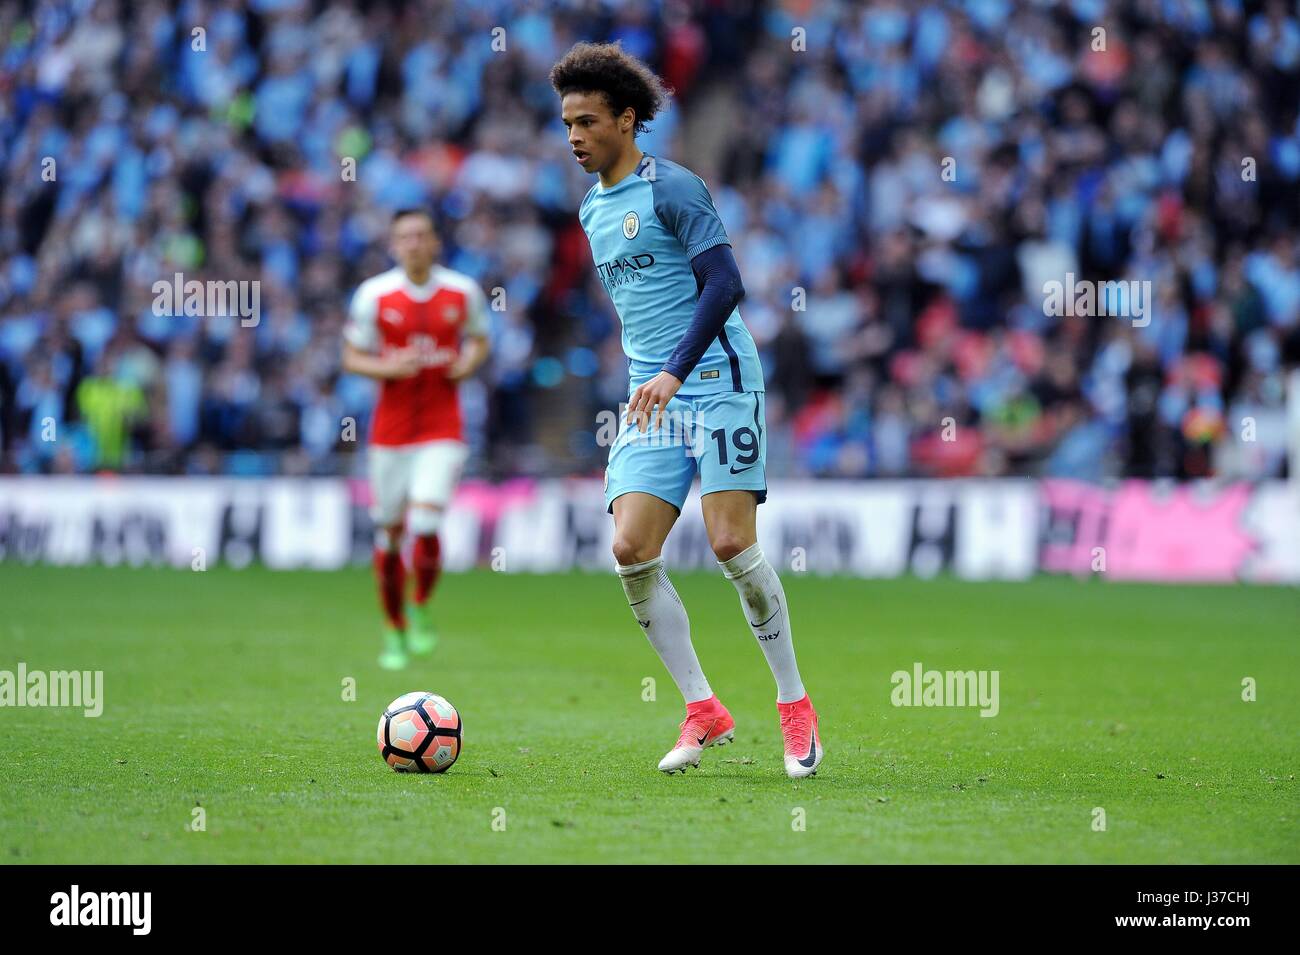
[1,564,1296,864]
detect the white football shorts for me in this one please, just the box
[367,440,469,527]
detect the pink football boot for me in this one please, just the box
[778,694,822,778]
[658,694,735,774]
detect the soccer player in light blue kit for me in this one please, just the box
[551,43,822,778]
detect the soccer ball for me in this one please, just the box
[376,691,462,773]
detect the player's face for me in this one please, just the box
[562,91,631,175]
[390,215,439,275]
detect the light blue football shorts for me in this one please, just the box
[604,390,768,513]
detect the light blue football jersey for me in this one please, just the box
[578,155,764,395]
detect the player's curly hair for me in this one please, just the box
[549,42,671,135]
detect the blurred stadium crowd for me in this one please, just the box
[1,0,1297,480]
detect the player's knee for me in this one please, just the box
[612,534,659,567]
[375,525,404,552]
[407,503,443,536]
[709,532,753,563]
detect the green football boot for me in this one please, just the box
[377,628,408,670]
[406,602,438,655]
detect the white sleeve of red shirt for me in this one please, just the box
[343,272,386,352]
[439,267,490,338]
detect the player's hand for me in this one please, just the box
[626,371,682,433]
[385,349,423,379]
[445,358,472,382]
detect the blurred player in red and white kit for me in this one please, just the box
[342,209,490,669]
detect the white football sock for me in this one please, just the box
[719,543,805,703]
[616,556,712,704]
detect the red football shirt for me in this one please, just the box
[345,265,489,446]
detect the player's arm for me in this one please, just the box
[662,244,746,384]
[341,341,421,380]
[627,246,746,431]
[447,335,489,382]
[446,280,492,382]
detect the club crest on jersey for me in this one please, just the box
[622,211,639,240]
